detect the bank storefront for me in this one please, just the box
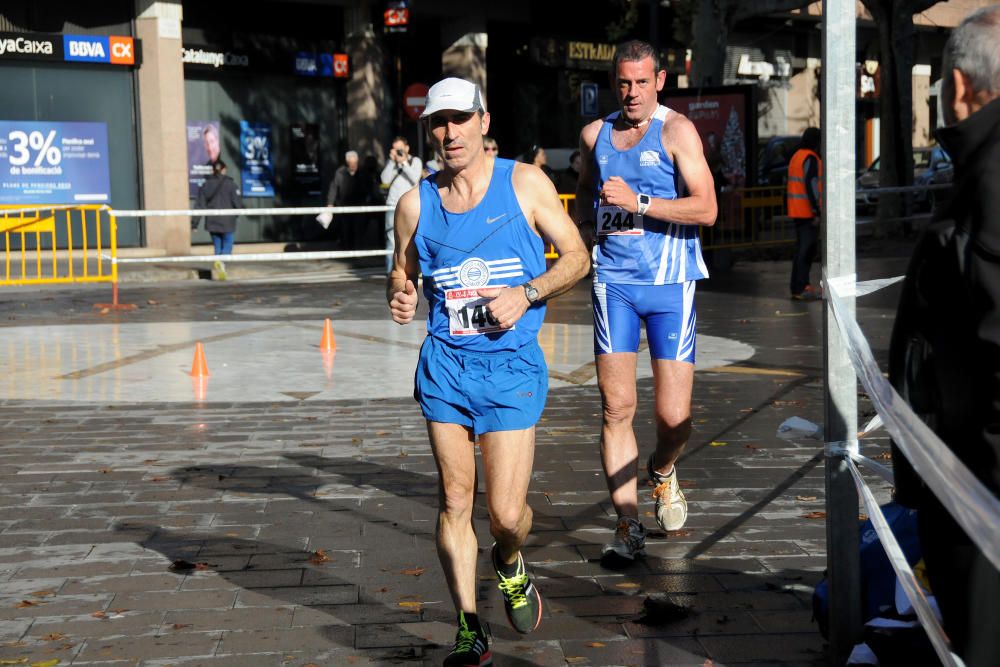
[0,25,143,247]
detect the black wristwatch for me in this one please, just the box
[522,282,541,304]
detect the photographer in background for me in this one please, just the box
[381,136,423,272]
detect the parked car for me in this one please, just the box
[857,145,953,213]
[756,135,800,186]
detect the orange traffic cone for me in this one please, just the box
[190,342,210,377]
[319,318,337,352]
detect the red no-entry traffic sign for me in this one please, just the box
[403,83,429,120]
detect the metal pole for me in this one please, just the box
[822,0,862,662]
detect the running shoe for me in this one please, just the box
[648,454,688,531]
[491,544,543,634]
[443,611,492,666]
[213,260,227,281]
[791,284,822,300]
[601,516,647,562]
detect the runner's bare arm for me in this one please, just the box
[477,165,589,329]
[386,187,421,324]
[575,120,602,226]
[574,120,603,246]
[599,115,717,226]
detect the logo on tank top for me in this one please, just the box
[458,258,491,287]
[598,154,609,165]
[639,150,660,167]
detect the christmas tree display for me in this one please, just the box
[720,106,746,187]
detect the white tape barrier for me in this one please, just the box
[846,457,966,667]
[106,249,390,264]
[109,205,392,218]
[825,274,1000,572]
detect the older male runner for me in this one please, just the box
[576,40,717,565]
[388,77,589,666]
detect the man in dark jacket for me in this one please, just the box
[195,160,242,280]
[327,150,368,250]
[889,7,1000,665]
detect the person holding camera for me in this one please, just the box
[381,136,423,272]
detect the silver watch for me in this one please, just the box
[636,193,652,215]
[522,282,541,304]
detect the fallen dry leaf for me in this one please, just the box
[40,633,65,641]
[171,624,190,630]
[872,452,892,460]
[29,590,55,598]
[400,567,425,577]
[565,658,587,664]
[397,601,422,608]
[586,641,606,648]
[15,600,42,608]
[795,495,818,502]
[615,582,641,589]
[667,530,692,538]
[90,611,107,619]
[308,550,332,565]
[801,511,827,519]
[146,299,159,305]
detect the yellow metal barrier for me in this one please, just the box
[1,205,117,287]
[700,186,792,250]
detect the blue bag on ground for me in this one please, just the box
[812,501,922,638]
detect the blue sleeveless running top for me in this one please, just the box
[593,105,709,285]
[415,158,547,353]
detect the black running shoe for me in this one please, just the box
[443,611,492,667]
[491,544,543,634]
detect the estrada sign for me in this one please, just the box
[403,83,429,120]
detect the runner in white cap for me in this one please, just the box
[388,76,589,666]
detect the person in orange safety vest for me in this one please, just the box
[786,127,822,300]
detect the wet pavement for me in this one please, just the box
[0,246,909,666]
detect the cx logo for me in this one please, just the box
[109,36,134,65]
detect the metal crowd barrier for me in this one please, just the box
[823,275,1000,667]
[0,204,118,287]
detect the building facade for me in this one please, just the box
[0,0,989,254]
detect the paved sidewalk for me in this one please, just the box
[0,253,905,666]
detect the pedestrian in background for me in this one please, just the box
[328,150,366,249]
[889,6,1000,665]
[786,127,822,300]
[483,136,499,157]
[195,160,241,281]
[556,149,582,219]
[381,136,422,273]
[526,144,555,183]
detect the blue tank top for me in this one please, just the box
[415,158,547,353]
[593,105,709,285]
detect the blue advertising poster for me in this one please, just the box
[0,121,111,205]
[239,121,274,198]
[187,120,220,198]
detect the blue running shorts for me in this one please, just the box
[592,281,697,362]
[414,336,549,435]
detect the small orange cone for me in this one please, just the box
[319,318,337,352]
[190,342,210,377]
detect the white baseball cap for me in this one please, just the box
[420,77,486,119]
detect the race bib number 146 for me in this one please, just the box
[446,288,508,336]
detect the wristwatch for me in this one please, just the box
[522,282,541,304]
[636,193,652,215]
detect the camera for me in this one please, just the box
[395,148,405,157]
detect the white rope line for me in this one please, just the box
[106,249,391,264]
[846,457,965,667]
[825,274,1000,571]
[109,205,393,218]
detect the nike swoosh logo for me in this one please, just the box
[486,214,506,224]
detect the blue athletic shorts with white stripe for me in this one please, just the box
[591,281,697,362]
[414,335,549,435]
